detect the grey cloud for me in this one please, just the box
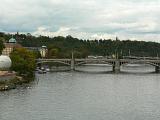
[1,0,160,41]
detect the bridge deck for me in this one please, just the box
[37,58,160,63]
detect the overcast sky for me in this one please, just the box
[1,0,160,42]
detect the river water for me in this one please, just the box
[1,65,160,120]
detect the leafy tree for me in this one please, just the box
[10,48,36,77]
[2,32,160,58]
[32,50,41,59]
[47,48,59,58]
[0,38,5,55]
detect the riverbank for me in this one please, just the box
[0,75,34,91]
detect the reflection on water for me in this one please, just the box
[0,65,160,120]
[76,64,155,73]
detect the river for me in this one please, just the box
[0,65,160,120]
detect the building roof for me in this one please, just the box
[9,38,16,43]
[4,43,22,48]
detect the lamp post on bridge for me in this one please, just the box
[129,49,131,57]
[157,53,159,59]
[113,37,121,73]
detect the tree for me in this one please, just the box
[47,48,59,58]
[10,48,36,76]
[0,37,5,55]
[1,32,160,57]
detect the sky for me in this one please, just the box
[1,0,160,42]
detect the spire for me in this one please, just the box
[116,36,119,41]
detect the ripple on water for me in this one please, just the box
[0,66,160,120]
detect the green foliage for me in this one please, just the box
[1,32,160,57]
[0,37,5,55]
[16,35,160,57]
[47,45,59,58]
[32,50,41,59]
[10,48,36,76]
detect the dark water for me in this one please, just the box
[1,65,160,120]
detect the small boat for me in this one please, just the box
[46,68,50,72]
[38,69,47,74]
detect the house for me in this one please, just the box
[2,37,22,56]
[39,46,48,58]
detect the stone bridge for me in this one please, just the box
[36,57,160,73]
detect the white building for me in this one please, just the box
[39,46,48,58]
[0,55,12,70]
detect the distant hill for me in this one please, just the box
[1,32,160,58]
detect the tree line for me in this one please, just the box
[1,32,160,58]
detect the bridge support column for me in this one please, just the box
[155,66,160,73]
[113,60,120,73]
[71,52,75,71]
[71,59,75,71]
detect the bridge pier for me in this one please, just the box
[70,52,75,71]
[113,60,120,73]
[71,59,75,71]
[155,66,160,73]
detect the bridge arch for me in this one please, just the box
[36,61,70,66]
[75,60,114,66]
[121,61,160,67]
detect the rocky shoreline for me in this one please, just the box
[0,76,34,91]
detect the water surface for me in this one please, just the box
[0,65,160,120]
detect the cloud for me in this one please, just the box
[33,26,71,37]
[1,0,160,42]
[33,26,91,40]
